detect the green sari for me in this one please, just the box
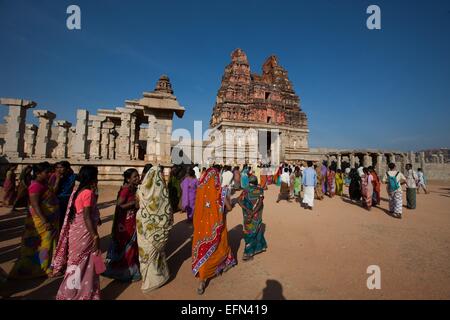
[238,186,268,257]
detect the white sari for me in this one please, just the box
[136,166,174,293]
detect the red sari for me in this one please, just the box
[192,168,236,280]
[103,186,141,281]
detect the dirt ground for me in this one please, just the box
[1,181,449,300]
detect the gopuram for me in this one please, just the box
[209,49,309,165]
[0,75,185,184]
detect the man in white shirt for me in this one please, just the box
[221,166,233,187]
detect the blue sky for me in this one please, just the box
[1,0,449,151]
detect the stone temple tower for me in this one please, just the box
[209,48,309,164]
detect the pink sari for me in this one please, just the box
[52,188,100,300]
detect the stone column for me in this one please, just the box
[400,154,407,172]
[24,124,37,157]
[0,98,36,158]
[420,152,425,169]
[409,151,415,165]
[162,119,174,163]
[72,109,89,160]
[337,153,342,170]
[117,108,135,160]
[145,112,157,162]
[33,110,56,159]
[376,153,383,175]
[349,153,356,168]
[89,115,105,160]
[101,121,114,160]
[130,115,138,160]
[109,129,117,160]
[363,153,372,167]
[439,153,444,164]
[55,120,71,159]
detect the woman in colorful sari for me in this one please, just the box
[192,168,236,295]
[260,165,268,190]
[181,169,198,222]
[327,167,336,198]
[267,166,273,185]
[12,165,33,211]
[294,166,302,199]
[168,166,182,213]
[238,175,267,261]
[52,166,101,300]
[361,168,373,210]
[241,166,249,190]
[136,166,173,293]
[349,168,362,202]
[335,169,344,196]
[314,165,324,200]
[273,164,282,186]
[369,166,381,206]
[103,168,141,282]
[2,164,18,207]
[9,162,59,279]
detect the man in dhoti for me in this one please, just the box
[302,161,317,210]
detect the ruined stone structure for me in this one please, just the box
[0,75,185,184]
[209,49,309,165]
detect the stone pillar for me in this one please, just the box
[363,153,372,167]
[145,112,157,162]
[349,153,355,168]
[89,115,105,160]
[420,152,425,169]
[130,115,138,160]
[409,151,415,165]
[117,108,135,160]
[72,109,89,160]
[337,154,342,170]
[33,110,56,159]
[376,153,383,175]
[109,129,117,160]
[439,153,444,164]
[101,121,114,160]
[55,120,71,159]
[162,119,173,163]
[24,124,37,157]
[0,98,36,158]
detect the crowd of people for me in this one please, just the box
[0,158,429,298]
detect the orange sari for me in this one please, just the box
[192,168,235,280]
